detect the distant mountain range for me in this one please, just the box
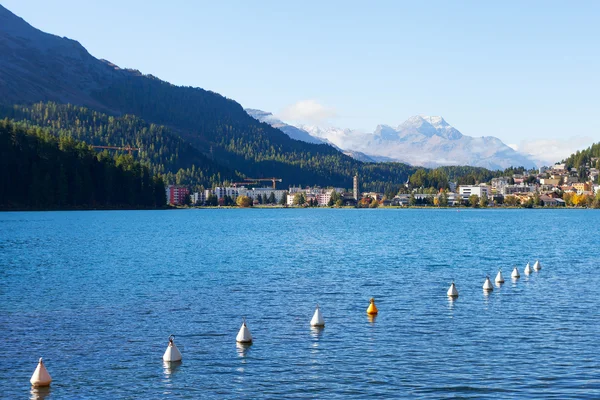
[247,110,538,170]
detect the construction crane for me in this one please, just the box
[91,145,141,155]
[231,182,252,188]
[244,177,283,189]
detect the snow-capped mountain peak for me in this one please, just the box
[245,108,537,170]
[397,115,462,140]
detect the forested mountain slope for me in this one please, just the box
[0,103,237,188]
[0,5,415,190]
[0,119,165,210]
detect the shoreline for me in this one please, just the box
[1,204,595,212]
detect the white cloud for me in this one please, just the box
[278,100,337,125]
[518,136,594,165]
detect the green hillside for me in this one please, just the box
[0,119,166,210]
[0,5,417,191]
[563,143,600,169]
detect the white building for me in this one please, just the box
[190,192,207,205]
[316,192,332,206]
[491,177,509,190]
[459,184,490,200]
[552,163,566,172]
[212,186,241,200]
[245,188,287,203]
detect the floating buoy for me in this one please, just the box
[533,260,542,271]
[524,262,532,275]
[366,298,378,315]
[30,358,52,387]
[447,282,459,298]
[511,266,520,279]
[310,304,325,327]
[236,318,253,344]
[483,276,494,291]
[495,269,505,284]
[162,335,182,362]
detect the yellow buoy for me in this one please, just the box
[366,298,378,315]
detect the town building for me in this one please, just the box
[491,177,509,190]
[563,176,579,185]
[539,178,561,186]
[166,185,189,205]
[552,164,567,172]
[362,192,382,201]
[501,184,536,196]
[539,194,566,207]
[572,182,590,193]
[459,184,490,200]
[316,192,332,206]
[190,192,207,205]
[391,194,409,206]
[242,188,287,203]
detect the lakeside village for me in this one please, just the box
[166,161,600,209]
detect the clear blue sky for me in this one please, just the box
[3,0,599,160]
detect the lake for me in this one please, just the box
[1,209,599,399]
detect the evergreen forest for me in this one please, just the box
[0,119,166,210]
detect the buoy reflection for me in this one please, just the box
[30,386,51,400]
[447,296,455,311]
[310,326,324,339]
[236,342,251,358]
[163,360,182,377]
[367,314,377,324]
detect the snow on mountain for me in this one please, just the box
[246,109,537,170]
[246,109,327,145]
[301,115,536,170]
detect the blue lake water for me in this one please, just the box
[1,209,599,399]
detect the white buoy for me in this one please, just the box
[533,260,542,271]
[447,282,459,298]
[511,266,520,279]
[524,262,532,275]
[236,318,253,344]
[162,335,182,362]
[495,269,505,284]
[30,358,52,387]
[483,276,494,291]
[310,304,325,327]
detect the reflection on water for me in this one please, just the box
[310,326,324,350]
[310,326,324,339]
[447,296,455,312]
[162,360,182,378]
[482,291,491,309]
[367,314,377,324]
[236,342,251,358]
[30,386,51,400]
